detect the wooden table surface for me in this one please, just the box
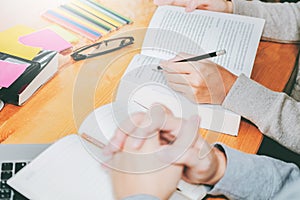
[0,0,299,156]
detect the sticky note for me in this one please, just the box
[19,29,73,52]
[47,25,79,43]
[0,61,28,88]
[0,25,41,60]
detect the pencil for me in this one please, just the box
[81,132,106,149]
[157,49,226,70]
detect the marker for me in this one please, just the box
[157,49,226,70]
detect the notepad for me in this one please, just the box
[19,29,72,52]
[0,25,41,60]
[0,61,28,88]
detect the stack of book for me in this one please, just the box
[0,51,58,106]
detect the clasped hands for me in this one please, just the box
[103,104,227,200]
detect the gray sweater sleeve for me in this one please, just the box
[208,144,300,199]
[123,144,300,200]
[232,0,300,43]
[222,74,300,153]
[225,0,300,153]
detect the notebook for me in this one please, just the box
[0,143,50,200]
[7,103,207,200]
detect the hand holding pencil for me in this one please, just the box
[160,51,237,104]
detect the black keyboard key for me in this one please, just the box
[0,180,9,189]
[1,163,13,171]
[1,171,12,180]
[15,162,27,174]
[0,188,11,199]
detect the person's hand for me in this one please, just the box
[160,53,237,104]
[106,105,183,199]
[154,0,233,13]
[159,133,226,185]
[104,104,227,187]
[103,104,177,155]
[108,127,183,200]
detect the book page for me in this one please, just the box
[116,54,241,135]
[141,6,265,76]
[8,134,114,200]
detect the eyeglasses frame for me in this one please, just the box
[71,36,135,61]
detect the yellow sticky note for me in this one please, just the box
[47,25,79,43]
[0,25,41,60]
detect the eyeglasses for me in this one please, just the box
[71,36,134,61]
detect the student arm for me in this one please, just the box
[222,74,300,154]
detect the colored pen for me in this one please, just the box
[157,49,226,70]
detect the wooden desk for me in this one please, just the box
[0,0,299,156]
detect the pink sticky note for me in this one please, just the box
[0,61,28,88]
[18,29,72,52]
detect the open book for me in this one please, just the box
[116,5,265,135]
[8,102,207,200]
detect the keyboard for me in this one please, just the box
[0,161,29,200]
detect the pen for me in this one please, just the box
[157,49,226,70]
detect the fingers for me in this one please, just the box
[161,54,235,104]
[131,105,183,149]
[185,0,199,12]
[165,72,207,88]
[166,81,202,103]
[160,53,199,74]
[103,104,184,155]
[154,115,223,184]
[156,115,201,166]
[103,112,147,155]
[154,0,189,7]
[153,0,174,6]
[154,0,233,14]
[159,131,176,145]
[154,0,198,12]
